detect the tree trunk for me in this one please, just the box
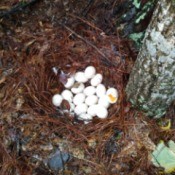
[126,0,175,118]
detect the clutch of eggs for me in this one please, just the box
[52,66,118,123]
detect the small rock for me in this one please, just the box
[46,150,70,172]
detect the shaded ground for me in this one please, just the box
[0,0,175,175]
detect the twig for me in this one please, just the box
[68,13,103,32]
[61,24,114,66]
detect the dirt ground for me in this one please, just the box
[0,0,175,175]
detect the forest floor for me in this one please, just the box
[0,0,175,175]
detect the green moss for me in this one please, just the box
[135,1,154,24]
[129,32,145,48]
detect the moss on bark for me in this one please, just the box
[126,0,175,118]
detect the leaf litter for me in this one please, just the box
[0,0,175,174]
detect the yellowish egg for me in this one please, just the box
[106,88,118,104]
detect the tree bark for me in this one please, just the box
[126,0,175,118]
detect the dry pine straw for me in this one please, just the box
[0,26,163,174]
[0,1,174,175]
[18,27,129,140]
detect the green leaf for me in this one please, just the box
[133,0,141,9]
[151,140,175,173]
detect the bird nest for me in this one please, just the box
[17,28,127,138]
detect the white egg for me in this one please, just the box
[87,105,98,116]
[63,109,69,113]
[90,74,103,86]
[106,88,118,104]
[73,93,85,105]
[84,121,90,124]
[85,95,98,106]
[98,95,110,108]
[69,102,75,112]
[96,104,108,119]
[74,72,88,83]
[96,84,106,97]
[84,66,96,79]
[61,90,73,102]
[71,83,85,94]
[74,103,88,115]
[52,94,63,107]
[83,86,96,96]
[79,113,93,120]
[64,76,75,88]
